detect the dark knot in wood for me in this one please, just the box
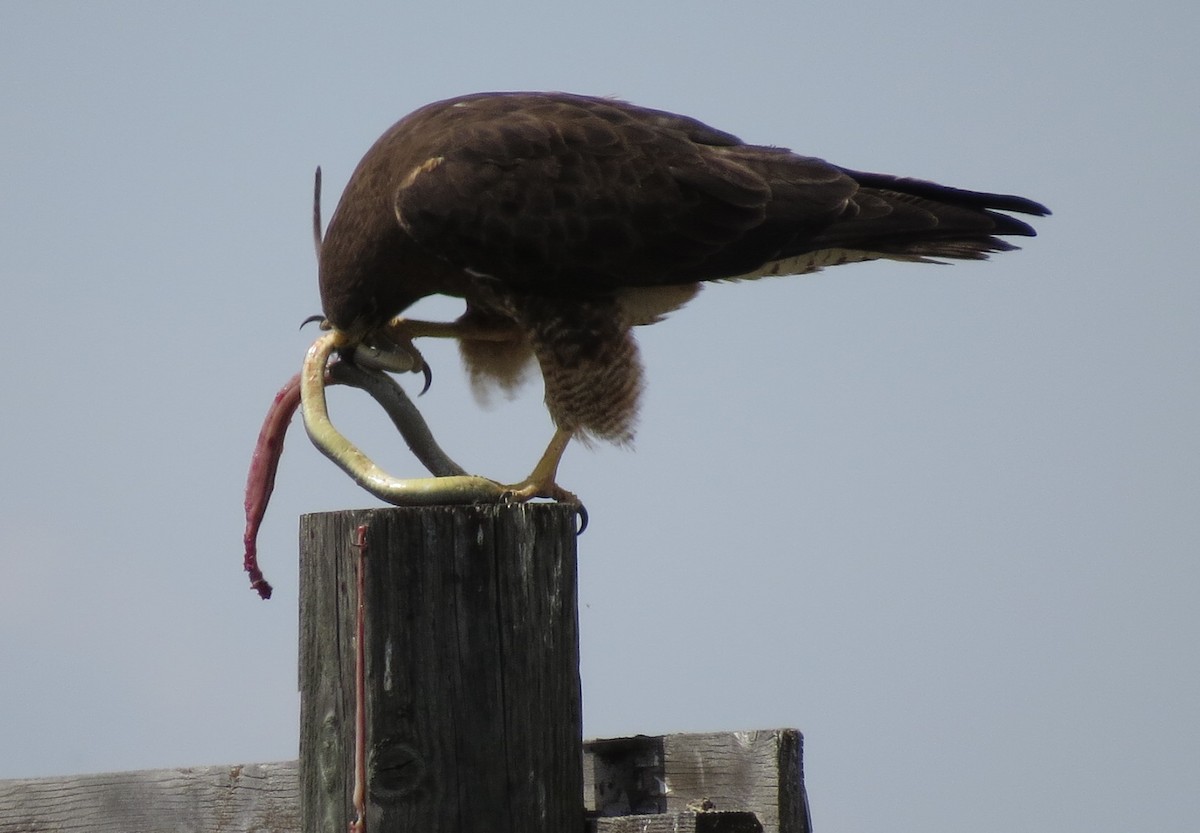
[370,738,426,800]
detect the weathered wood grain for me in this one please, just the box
[586,728,810,833]
[299,503,582,833]
[1,728,806,832]
[593,810,763,832]
[0,760,299,833]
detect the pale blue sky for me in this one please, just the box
[2,2,1197,831]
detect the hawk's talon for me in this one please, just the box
[494,486,587,533]
[418,362,432,396]
[351,337,427,379]
[499,480,580,505]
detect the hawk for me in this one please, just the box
[241,91,1050,594]
[311,91,1048,504]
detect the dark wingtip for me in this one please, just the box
[932,184,1050,223]
[840,167,1050,218]
[988,212,1041,238]
[986,193,1051,218]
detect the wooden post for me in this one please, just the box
[298,504,582,833]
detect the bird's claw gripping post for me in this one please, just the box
[495,427,589,533]
[498,489,588,535]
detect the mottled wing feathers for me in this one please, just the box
[391,93,1047,294]
[391,94,846,291]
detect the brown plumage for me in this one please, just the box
[318,91,1048,485]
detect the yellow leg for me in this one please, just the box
[385,316,523,342]
[502,428,578,503]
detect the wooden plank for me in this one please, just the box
[586,729,810,833]
[0,760,299,833]
[1,728,805,832]
[664,730,809,833]
[298,504,582,833]
[593,810,763,832]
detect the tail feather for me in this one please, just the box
[839,168,1051,220]
[793,168,1049,261]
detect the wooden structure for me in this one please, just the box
[0,505,812,832]
[299,504,582,832]
[0,729,808,832]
